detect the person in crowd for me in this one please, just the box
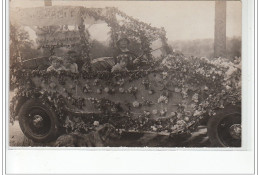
[47,56,66,72]
[113,37,139,71]
[66,50,83,72]
[111,56,128,72]
[64,51,79,73]
[111,36,147,72]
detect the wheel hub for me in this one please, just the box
[32,115,44,128]
[229,124,241,139]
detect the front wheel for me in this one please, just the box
[18,99,60,143]
[207,108,241,147]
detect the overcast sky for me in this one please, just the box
[10,0,242,41]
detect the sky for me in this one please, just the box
[10,0,242,42]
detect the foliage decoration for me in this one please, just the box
[10,52,241,135]
[10,6,241,136]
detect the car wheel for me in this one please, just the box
[18,99,60,143]
[207,108,241,147]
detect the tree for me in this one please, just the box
[10,24,40,66]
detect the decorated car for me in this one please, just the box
[10,6,241,147]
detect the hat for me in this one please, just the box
[116,37,130,47]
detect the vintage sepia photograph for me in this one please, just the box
[9,0,242,147]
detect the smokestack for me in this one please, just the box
[214,1,227,58]
[44,0,52,6]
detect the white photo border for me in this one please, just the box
[2,0,257,174]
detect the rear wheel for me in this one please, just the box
[207,107,241,147]
[18,99,60,143]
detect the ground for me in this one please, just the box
[9,120,211,147]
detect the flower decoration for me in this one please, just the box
[119,87,125,93]
[93,121,99,126]
[148,90,154,95]
[128,86,138,97]
[104,87,110,93]
[143,110,151,117]
[132,101,140,108]
[116,78,125,86]
[162,72,168,79]
[169,112,176,118]
[10,31,241,135]
[152,109,158,115]
[160,108,167,116]
[174,88,181,93]
[157,95,168,104]
[83,84,91,93]
[93,79,99,86]
[142,79,150,89]
[192,93,199,103]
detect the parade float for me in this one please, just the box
[10,6,241,147]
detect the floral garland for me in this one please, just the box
[80,7,170,58]
[15,7,170,70]
[10,52,241,135]
[10,7,240,135]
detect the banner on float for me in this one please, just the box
[36,30,85,47]
[11,6,106,27]
[11,6,83,26]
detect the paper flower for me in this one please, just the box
[151,125,157,131]
[192,93,199,103]
[157,95,168,104]
[152,109,158,115]
[142,79,150,89]
[111,107,118,113]
[93,79,99,86]
[181,88,188,98]
[83,84,91,93]
[184,117,189,122]
[143,110,151,117]
[119,87,125,93]
[104,87,110,93]
[176,120,187,127]
[111,88,115,93]
[128,86,138,95]
[148,90,154,95]
[162,72,168,79]
[174,88,181,93]
[50,82,56,89]
[132,101,140,108]
[93,121,99,126]
[117,78,125,86]
[160,109,167,116]
[177,113,182,119]
[193,110,203,117]
[169,112,176,117]
[225,85,231,90]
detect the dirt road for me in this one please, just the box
[9,120,211,147]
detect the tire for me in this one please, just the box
[18,99,60,143]
[207,106,241,147]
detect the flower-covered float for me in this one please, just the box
[10,6,241,147]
